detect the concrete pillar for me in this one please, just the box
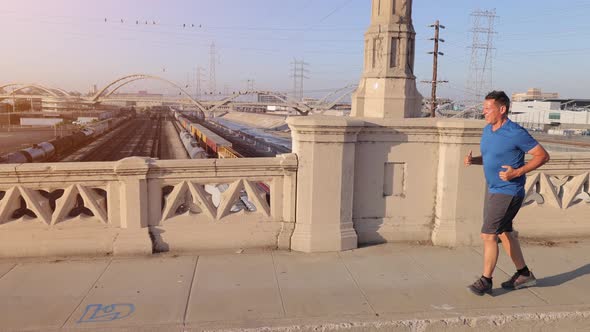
[113,157,153,255]
[287,116,364,252]
[431,120,486,246]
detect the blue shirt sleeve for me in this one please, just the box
[515,127,539,153]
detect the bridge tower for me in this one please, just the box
[352,0,422,119]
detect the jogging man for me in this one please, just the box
[465,90,550,296]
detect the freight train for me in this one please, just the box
[0,117,127,164]
[171,109,269,211]
[173,110,242,158]
[179,129,207,159]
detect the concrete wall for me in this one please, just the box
[288,115,590,251]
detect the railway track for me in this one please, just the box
[79,116,163,161]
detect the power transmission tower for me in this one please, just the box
[290,59,309,101]
[194,66,205,99]
[466,9,497,105]
[245,79,255,91]
[421,20,448,117]
[291,59,298,100]
[209,42,217,95]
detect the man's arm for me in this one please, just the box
[464,150,483,166]
[499,144,550,181]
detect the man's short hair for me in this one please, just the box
[485,90,510,113]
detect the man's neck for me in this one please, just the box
[491,117,508,132]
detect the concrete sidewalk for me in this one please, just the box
[0,241,589,331]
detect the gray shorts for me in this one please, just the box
[482,192,524,234]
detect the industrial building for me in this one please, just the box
[510,99,590,129]
[512,88,559,102]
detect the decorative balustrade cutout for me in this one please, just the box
[160,179,271,222]
[0,185,108,225]
[524,172,590,209]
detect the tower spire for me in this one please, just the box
[352,0,423,118]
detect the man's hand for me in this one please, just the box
[464,150,482,166]
[464,150,473,166]
[499,165,521,181]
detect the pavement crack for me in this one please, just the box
[0,263,18,281]
[182,256,199,325]
[270,251,287,318]
[337,252,378,316]
[407,250,456,300]
[60,258,113,328]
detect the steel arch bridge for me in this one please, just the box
[91,74,208,113]
[2,75,354,115]
[206,90,313,115]
[0,83,73,98]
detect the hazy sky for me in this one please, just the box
[1,0,590,100]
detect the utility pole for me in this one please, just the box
[421,20,447,117]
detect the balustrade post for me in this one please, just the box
[113,157,153,255]
[287,116,364,252]
[431,120,486,246]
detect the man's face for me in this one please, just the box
[482,99,506,125]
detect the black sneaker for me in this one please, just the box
[468,277,493,296]
[501,271,537,290]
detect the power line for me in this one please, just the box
[308,0,355,28]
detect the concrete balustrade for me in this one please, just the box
[1,119,589,258]
[0,154,297,257]
[146,154,297,252]
[517,152,590,238]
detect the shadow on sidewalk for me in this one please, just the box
[536,263,590,287]
[489,264,590,297]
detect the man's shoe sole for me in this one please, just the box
[514,279,537,290]
[502,279,537,290]
[468,286,492,296]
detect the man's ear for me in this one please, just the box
[500,105,507,115]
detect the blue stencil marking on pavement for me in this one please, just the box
[77,303,135,323]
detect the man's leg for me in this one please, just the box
[497,195,537,290]
[482,233,499,277]
[468,233,497,295]
[498,231,525,270]
[469,192,507,296]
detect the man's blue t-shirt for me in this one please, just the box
[480,119,539,197]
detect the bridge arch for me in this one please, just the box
[92,74,208,112]
[0,83,72,97]
[208,90,312,115]
[0,83,25,93]
[7,84,61,97]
